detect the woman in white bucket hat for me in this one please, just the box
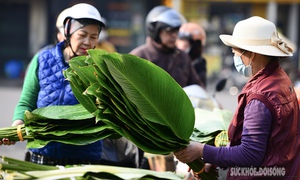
[174,16,300,179]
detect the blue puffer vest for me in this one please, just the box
[30,41,102,160]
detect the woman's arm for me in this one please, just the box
[203,99,272,167]
[1,54,40,145]
[13,54,40,122]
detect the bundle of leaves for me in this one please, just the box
[0,104,119,148]
[0,156,183,180]
[191,108,232,147]
[63,50,194,154]
[63,49,217,178]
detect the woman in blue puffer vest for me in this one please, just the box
[1,3,106,166]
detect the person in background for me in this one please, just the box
[23,7,70,76]
[36,7,70,53]
[55,7,70,43]
[129,5,204,169]
[95,17,116,52]
[130,5,204,88]
[176,22,207,87]
[0,3,106,166]
[174,16,300,179]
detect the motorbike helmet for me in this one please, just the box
[98,17,108,42]
[178,22,206,46]
[56,8,70,35]
[63,3,105,38]
[146,5,186,43]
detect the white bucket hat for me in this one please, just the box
[219,16,293,57]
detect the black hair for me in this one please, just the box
[77,18,103,32]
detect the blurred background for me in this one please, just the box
[0,0,299,86]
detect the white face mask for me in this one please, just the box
[233,52,252,77]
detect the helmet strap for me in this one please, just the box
[64,18,79,57]
[65,18,72,39]
[69,43,78,57]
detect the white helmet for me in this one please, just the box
[63,3,105,39]
[64,3,105,27]
[98,17,108,42]
[56,8,70,35]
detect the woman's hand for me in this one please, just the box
[12,119,24,126]
[0,120,24,146]
[190,163,213,179]
[0,138,16,145]
[174,141,204,163]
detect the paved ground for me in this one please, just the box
[0,81,27,161]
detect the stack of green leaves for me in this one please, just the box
[63,49,194,154]
[0,104,118,148]
[191,108,232,146]
[63,49,217,178]
[0,156,183,180]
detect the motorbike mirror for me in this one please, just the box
[216,78,227,92]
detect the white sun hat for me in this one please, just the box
[219,16,293,57]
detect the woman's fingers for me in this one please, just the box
[0,138,16,146]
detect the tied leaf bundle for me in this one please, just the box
[0,156,183,180]
[63,50,194,154]
[0,104,119,148]
[63,49,217,178]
